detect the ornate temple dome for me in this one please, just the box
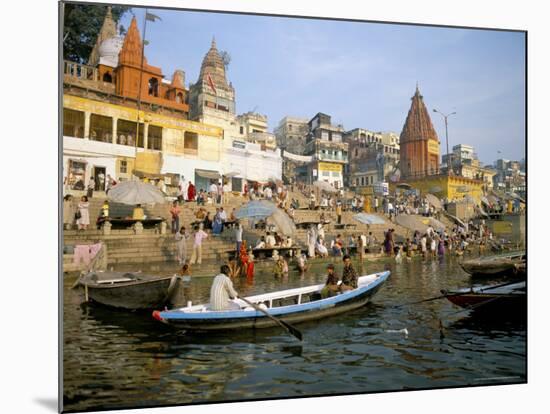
[197,38,231,91]
[98,35,123,68]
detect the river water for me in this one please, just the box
[62,255,526,412]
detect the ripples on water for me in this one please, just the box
[63,255,526,412]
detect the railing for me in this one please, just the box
[64,60,99,81]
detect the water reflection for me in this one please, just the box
[63,254,526,412]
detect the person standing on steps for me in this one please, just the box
[175,226,190,265]
[170,201,181,234]
[190,224,208,265]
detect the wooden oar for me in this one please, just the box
[238,296,303,341]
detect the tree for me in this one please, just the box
[220,50,231,71]
[62,3,131,64]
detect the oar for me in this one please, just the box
[238,296,303,341]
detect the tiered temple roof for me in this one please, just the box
[197,38,232,92]
[400,85,439,143]
[88,6,118,66]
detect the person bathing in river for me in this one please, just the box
[320,263,340,298]
[273,255,288,278]
[340,255,358,292]
[227,257,241,278]
[209,265,240,311]
[296,254,309,274]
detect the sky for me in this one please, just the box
[118,7,525,166]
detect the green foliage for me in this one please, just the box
[62,3,131,64]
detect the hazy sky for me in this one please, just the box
[119,7,525,165]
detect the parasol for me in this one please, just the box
[235,201,295,236]
[425,193,442,210]
[107,180,166,205]
[313,181,338,193]
[353,213,387,225]
[395,215,446,233]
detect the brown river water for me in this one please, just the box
[62,254,526,412]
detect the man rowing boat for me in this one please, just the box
[210,265,240,311]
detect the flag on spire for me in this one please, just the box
[207,73,217,95]
[146,12,162,22]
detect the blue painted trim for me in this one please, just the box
[159,271,390,321]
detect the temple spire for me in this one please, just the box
[118,16,146,67]
[211,36,217,49]
[88,6,118,65]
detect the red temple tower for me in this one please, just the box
[399,85,441,179]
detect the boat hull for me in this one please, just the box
[155,272,389,331]
[460,251,526,277]
[445,281,526,314]
[80,272,178,310]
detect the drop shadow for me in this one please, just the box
[33,397,58,412]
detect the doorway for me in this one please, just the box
[93,166,106,191]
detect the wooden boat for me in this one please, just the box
[442,281,526,313]
[460,251,526,277]
[153,271,390,331]
[76,271,180,310]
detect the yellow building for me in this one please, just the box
[391,174,485,204]
[63,82,223,192]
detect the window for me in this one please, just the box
[289,124,293,131]
[321,131,329,141]
[90,114,112,143]
[322,171,330,177]
[176,92,184,103]
[102,72,112,83]
[239,126,244,134]
[355,148,358,157]
[184,131,199,152]
[63,108,85,138]
[361,177,365,186]
[117,119,144,147]
[148,78,159,97]
[148,125,162,150]
[120,160,127,174]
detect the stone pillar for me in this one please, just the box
[102,221,112,235]
[159,221,167,235]
[84,111,91,140]
[143,123,149,149]
[134,221,143,235]
[112,117,118,144]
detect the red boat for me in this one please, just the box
[442,281,526,312]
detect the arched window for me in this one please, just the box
[148,78,159,97]
[176,92,184,103]
[102,72,112,83]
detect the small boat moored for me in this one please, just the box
[76,271,180,310]
[153,271,390,331]
[460,251,526,277]
[442,280,526,313]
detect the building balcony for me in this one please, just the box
[317,153,348,163]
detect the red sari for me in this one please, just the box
[187,183,196,201]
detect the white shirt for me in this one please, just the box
[209,274,238,311]
[265,235,276,247]
[209,183,218,193]
[264,187,273,198]
[235,226,243,242]
[219,210,227,221]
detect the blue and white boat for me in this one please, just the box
[153,271,390,331]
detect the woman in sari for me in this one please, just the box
[187,181,196,201]
[239,240,249,276]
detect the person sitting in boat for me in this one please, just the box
[340,255,358,292]
[132,204,145,220]
[321,263,340,298]
[210,265,240,311]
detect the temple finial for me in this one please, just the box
[211,36,217,49]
